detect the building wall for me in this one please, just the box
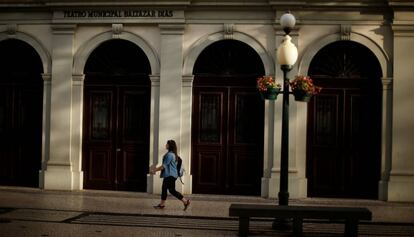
[389,9,414,202]
[0,0,413,201]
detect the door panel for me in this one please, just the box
[307,87,380,198]
[83,89,114,189]
[87,149,112,186]
[83,84,149,191]
[0,83,42,187]
[197,150,221,187]
[228,90,263,195]
[0,88,14,184]
[117,87,149,191]
[308,90,344,196]
[192,88,227,193]
[192,85,263,195]
[16,86,43,187]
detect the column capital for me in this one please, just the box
[182,75,194,88]
[150,74,160,86]
[382,77,393,90]
[72,74,85,81]
[72,74,85,86]
[42,73,52,82]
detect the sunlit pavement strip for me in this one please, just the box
[0,208,82,222]
[1,208,414,236]
[70,213,414,236]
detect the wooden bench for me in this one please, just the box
[229,204,372,237]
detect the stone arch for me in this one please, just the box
[299,32,390,78]
[73,31,160,75]
[298,32,390,200]
[183,31,274,76]
[0,31,51,74]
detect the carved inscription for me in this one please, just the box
[63,10,173,18]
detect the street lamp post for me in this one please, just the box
[276,12,298,207]
[271,11,298,230]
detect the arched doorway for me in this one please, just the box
[192,40,265,196]
[83,39,151,191]
[0,39,43,187]
[307,41,382,199]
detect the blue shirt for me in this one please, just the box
[161,151,178,178]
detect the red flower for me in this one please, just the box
[257,76,281,92]
[290,75,322,95]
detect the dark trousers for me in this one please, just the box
[161,176,184,201]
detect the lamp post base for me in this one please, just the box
[272,218,292,230]
[278,191,289,206]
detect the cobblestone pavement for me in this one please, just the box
[0,187,414,237]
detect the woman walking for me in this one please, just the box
[151,140,190,210]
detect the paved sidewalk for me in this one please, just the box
[0,186,414,237]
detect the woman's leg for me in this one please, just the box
[161,178,168,202]
[165,176,184,200]
[165,177,190,210]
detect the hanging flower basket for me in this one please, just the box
[290,75,322,103]
[257,76,282,101]
[292,90,312,102]
[260,87,281,100]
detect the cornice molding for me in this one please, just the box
[159,23,185,35]
[51,24,76,35]
[388,0,414,7]
[270,0,389,10]
[0,0,394,10]
[392,24,414,37]
[0,0,191,8]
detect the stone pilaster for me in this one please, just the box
[180,75,194,194]
[147,74,160,194]
[39,73,51,188]
[43,24,76,190]
[71,74,85,190]
[388,21,414,201]
[379,78,393,200]
[152,24,185,194]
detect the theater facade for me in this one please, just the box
[1,0,413,202]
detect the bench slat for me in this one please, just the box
[229,204,372,220]
[229,204,371,237]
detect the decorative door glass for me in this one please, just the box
[200,94,221,143]
[92,94,110,140]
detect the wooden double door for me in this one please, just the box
[307,41,382,199]
[0,39,43,187]
[83,76,150,191]
[192,79,264,195]
[0,80,42,187]
[307,81,381,198]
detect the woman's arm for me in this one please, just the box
[151,165,164,174]
[150,152,173,174]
